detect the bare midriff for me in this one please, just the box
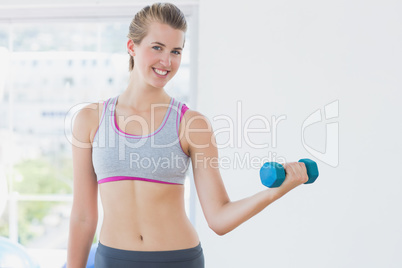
[98,179,200,251]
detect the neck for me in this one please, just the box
[120,70,171,112]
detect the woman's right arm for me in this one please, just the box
[67,104,99,268]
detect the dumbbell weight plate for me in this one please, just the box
[298,158,319,184]
[260,162,286,188]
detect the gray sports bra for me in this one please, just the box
[92,94,191,185]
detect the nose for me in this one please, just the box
[159,52,171,67]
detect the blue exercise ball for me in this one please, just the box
[87,244,98,268]
[0,236,40,268]
[63,243,98,268]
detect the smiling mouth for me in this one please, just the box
[152,68,169,76]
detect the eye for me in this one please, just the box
[152,46,181,55]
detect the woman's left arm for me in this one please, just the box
[184,110,286,236]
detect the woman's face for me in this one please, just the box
[128,21,185,89]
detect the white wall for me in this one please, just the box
[195,1,402,267]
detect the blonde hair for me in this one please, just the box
[127,2,188,72]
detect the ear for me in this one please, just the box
[127,39,136,56]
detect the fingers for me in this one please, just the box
[297,162,308,183]
[290,163,300,176]
[284,162,306,173]
[282,162,309,184]
[298,162,307,174]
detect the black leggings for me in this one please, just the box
[95,241,205,268]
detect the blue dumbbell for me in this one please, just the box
[260,158,319,188]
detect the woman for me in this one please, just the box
[67,3,308,267]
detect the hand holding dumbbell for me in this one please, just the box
[260,158,319,188]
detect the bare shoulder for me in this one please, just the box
[182,109,212,129]
[181,108,216,153]
[72,100,105,147]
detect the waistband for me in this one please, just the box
[96,241,203,262]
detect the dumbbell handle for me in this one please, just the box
[260,158,319,188]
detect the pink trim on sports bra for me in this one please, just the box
[180,104,189,122]
[176,103,190,157]
[98,176,182,185]
[111,96,174,139]
[93,99,110,141]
